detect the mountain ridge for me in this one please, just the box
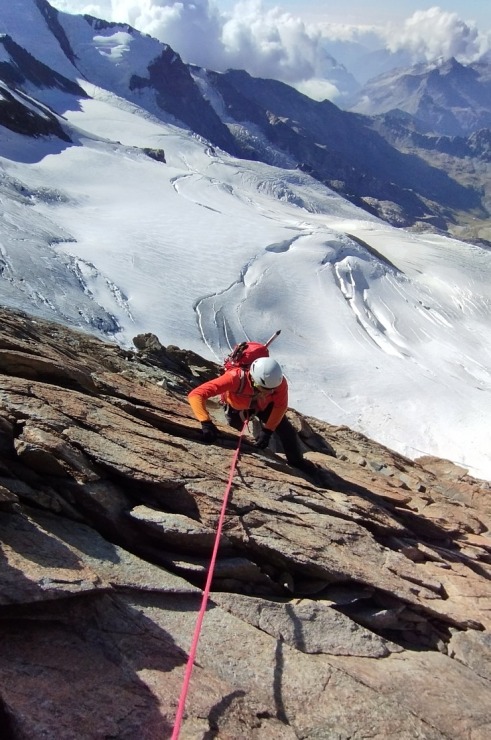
[346,57,491,137]
[1,0,490,239]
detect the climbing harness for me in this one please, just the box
[171,420,248,739]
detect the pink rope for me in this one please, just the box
[171,423,246,739]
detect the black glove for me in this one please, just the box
[201,420,219,444]
[254,427,272,450]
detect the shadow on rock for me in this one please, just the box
[0,590,185,738]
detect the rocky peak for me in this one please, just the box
[348,57,491,138]
[0,306,490,736]
[0,35,84,95]
[0,79,72,140]
[130,47,239,155]
[33,0,78,66]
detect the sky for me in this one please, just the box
[49,0,491,30]
[47,1,491,101]
[213,0,491,26]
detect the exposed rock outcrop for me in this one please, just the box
[0,307,490,738]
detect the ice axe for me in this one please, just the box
[264,329,281,348]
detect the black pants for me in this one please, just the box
[225,403,304,467]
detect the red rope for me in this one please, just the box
[171,423,246,739]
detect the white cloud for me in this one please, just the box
[49,1,491,98]
[294,77,341,102]
[49,1,345,99]
[221,2,316,78]
[51,0,111,16]
[383,6,490,63]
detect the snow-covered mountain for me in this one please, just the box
[347,57,491,137]
[1,0,491,481]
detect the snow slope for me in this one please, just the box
[1,81,491,481]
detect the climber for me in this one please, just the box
[188,356,315,474]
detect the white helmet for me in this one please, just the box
[249,357,283,389]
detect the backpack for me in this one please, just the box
[223,341,270,372]
[222,331,281,396]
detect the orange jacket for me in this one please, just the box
[188,367,288,431]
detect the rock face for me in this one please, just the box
[0,307,490,738]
